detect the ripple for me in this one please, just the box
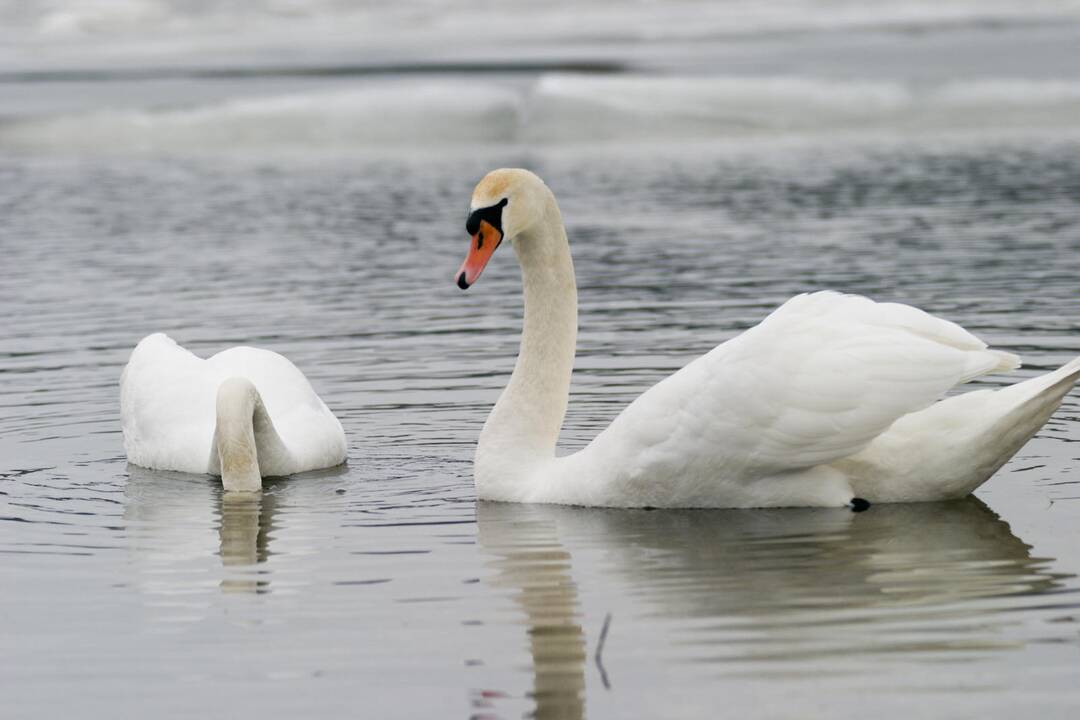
[2,139,1080,719]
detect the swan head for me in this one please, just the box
[456,168,552,289]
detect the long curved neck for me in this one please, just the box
[477,195,577,490]
[213,377,292,493]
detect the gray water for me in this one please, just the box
[4,141,1080,719]
[4,3,1080,718]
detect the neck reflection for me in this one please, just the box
[477,502,587,720]
[218,489,277,594]
[122,465,281,596]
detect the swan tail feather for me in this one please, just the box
[844,357,1080,502]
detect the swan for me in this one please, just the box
[454,168,1080,509]
[120,334,346,492]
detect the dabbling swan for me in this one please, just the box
[120,334,346,492]
[454,168,1080,510]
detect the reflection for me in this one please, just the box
[218,490,278,594]
[123,465,220,605]
[477,503,586,720]
[123,466,280,596]
[573,498,1061,617]
[476,497,1067,700]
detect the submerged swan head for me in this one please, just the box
[456,168,556,289]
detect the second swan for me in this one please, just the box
[454,168,1080,509]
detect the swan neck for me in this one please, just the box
[214,378,289,493]
[480,196,577,475]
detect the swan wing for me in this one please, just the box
[206,345,346,469]
[121,333,218,473]
[583,292,1018,489]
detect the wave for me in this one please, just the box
[523,75,1080,140]
[4,75,1080,153]
[4,0,1080,76]
[0,81,524,152]
[8,0,1080,41]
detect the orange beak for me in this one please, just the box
[456,219,502,289]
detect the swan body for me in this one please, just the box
[455,168,1080,509]
[121,333,346,492]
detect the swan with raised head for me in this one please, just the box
[121,334,346,492]
[455,168,1080,509]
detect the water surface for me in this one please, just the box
[3,141,1079,719]
[4,2,1080,718]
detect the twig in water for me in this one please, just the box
[594,612,613,690]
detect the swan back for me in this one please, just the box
[121,333,345,477]
[546,292,1020,507]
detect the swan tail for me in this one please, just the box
[213,377,264,493]
[993,356,1080,404]
[841,357,1080,502]
[957,357,1080,492]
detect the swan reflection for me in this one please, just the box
[477,502,587,720]
[476,497,1065,717]
[123,466,279,596]
[218,490,277,594]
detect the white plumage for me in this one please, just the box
[458,168,1080,509]
[121,333,346,491]
[549,291,1028,507]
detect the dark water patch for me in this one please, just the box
[0,60,628,85]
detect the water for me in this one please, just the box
[4,2,1080,719]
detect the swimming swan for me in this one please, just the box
[121,334,346,492]
[454,168,1080,509]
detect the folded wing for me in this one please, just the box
[583,292,1018,487]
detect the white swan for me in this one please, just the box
[454,168,1080,509]
[120,334,346,492]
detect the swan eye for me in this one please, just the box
[466,198,509,236]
